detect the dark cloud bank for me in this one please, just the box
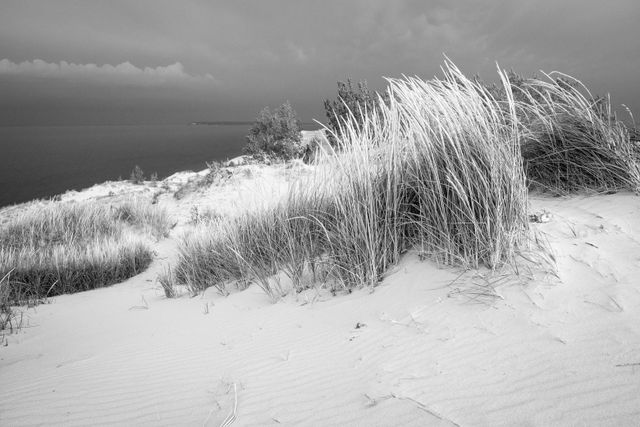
[1,0,638,126]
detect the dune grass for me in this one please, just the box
[0,270,20,335]
[170,188,330,299]
[168,61,531,300]
[0,199,170,305]
[510,73,640,193]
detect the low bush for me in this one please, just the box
[130,165,145,184]
[0,199,170,304]
[324,79,389,146]
[244,101,304,160]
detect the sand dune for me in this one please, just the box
[1,166,640,426]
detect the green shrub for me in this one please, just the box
[130,165,145,184]
[323,79,389,146]
[244,101,303,160]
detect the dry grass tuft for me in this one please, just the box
[0,198,170,304]
[1,270,22,335]
[513,73,640,193]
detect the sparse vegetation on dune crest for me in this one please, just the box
[169,60,532,298]
[0,199,170,304]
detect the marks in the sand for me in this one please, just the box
[202,379,239,427]
[54,353,95,369]
[530,196,640,324]
[362,392,461,426]
[3,193,640,425]
[374,323,640,424]
[0,351,44,367]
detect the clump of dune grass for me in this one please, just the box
[169,60,530,299]
[0,199,170,304]
[512,73,640,193]
[1,270,22,335]
[173,162,232,200]
[171,187,329,300]
[318,62,528,282]
[158,266,179,298]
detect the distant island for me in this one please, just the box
[190,120,319,127]
[189,121,254,126]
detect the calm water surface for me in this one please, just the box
[0,124,251,207]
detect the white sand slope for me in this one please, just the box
[1,169,640,425]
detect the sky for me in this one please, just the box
[0,0,638,126]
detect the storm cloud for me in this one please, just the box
[0,0,638,125]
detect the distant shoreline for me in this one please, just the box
[190,121,319,127]
[189,121,254,126]
[0,124,250,208]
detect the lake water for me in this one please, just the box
[0,124,255,208]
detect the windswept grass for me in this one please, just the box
[170,188,329,300]
[511,73,640,193]
[0,199,170,304]
[169,60,531,299]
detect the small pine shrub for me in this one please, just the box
[244,101,304,161]
[130,165,145,184]
[324,79,389,146]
